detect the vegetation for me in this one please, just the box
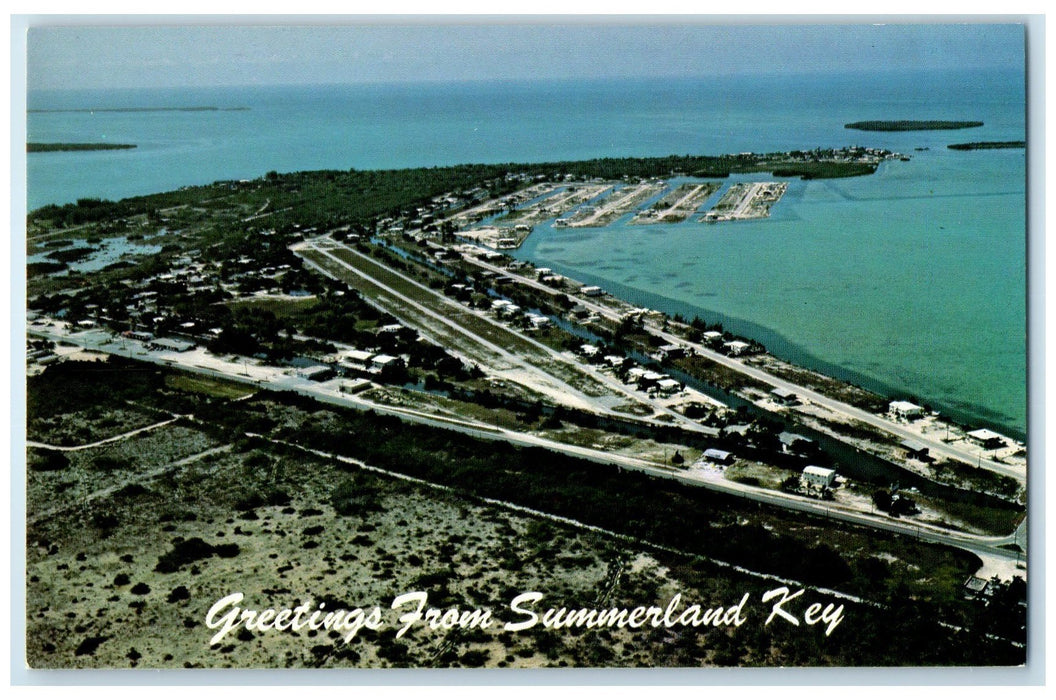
[24,359,1027,667]
[769,161,876,179]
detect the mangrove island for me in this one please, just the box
[948,141,1026,150]
[28,142,137,153]
[845,120,984,131]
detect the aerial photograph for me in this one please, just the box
[19,20,1030,673]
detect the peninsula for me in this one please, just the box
[24,152,1026,669]
[845,120,984,131]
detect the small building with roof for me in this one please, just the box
[578,344,603,359]
[967,428,1007,449]
[296,365,334,382]
[889,400,924,419]
[701,330,724,346]
[802,465,837,489]
[901,439,931,460]
[780,431,815,454]
[655,378,682,396]
[370,354,404,373]
[703,448,734,465]
[657,343,685,360]
[724,340,751,356]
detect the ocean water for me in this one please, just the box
[25,68,1027,436]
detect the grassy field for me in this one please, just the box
[225,295,320,320]
[164,373,257,400]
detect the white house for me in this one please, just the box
[526,314,551,329]
[626,367,649,383]
[802,466,837,489]
[370,354,404,373]
[724,340,751,356]
[967,428,1007,449]
[889,400,924,419]
[579,344,602,359]
[655,378,682,396]
[339,349,374,372]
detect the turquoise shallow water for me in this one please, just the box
[25,69,1027,436]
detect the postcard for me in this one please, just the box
[17,19,1032,676]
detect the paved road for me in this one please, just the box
[461,253,1024,483]
[28,320,1024,571]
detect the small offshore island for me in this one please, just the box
[28,106,249,114]
[28,143,137,153]
[845,120,984,131]
[948,141,1026,150]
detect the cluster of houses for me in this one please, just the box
[706,333,753,357]
[292,345,407,384]
[487,299,551,330]
[774,146,901,167]
[398,173,546,235]
[575,343,685,397]
[289,324,414,383]
[373,172,549,238]
[48,232,329,349]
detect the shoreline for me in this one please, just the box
[508,249,1026,443]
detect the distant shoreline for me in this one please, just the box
[845,120,984,131]
[28,143,137,153]
[28,106,249,114]
[948,141,1025,150]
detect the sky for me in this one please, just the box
[23,21,1026,91]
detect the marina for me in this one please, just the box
[630,181,722,224]
[702,181,789,222]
